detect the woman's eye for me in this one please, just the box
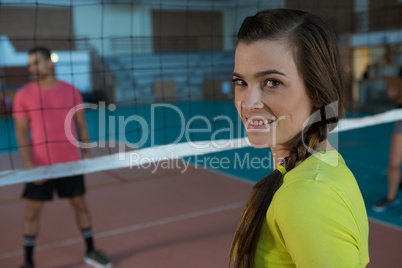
[266,80,281,87]
[233,79,246,86]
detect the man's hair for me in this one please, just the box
[28,46,51,60]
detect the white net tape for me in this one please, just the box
[333,109,402,132]
[0,108,401,187]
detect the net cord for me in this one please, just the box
[0,108,401,186]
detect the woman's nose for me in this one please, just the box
[242,87,264,111]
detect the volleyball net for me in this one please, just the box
[0,0,401,187]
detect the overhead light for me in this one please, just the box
[51,52,59,63]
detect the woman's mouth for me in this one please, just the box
[246,117,276,129]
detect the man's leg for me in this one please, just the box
[69,195,94,253]
[22,200,44,267]
[387,132,402,200]
[69,195,112,267]
[373,132,402,212]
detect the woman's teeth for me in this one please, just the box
[247,119,271,126]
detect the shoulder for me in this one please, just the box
[274,178,340,214]
[281,150,355,189]
[273,151,357,215]
[58,80,77,90]
[14,82,35,100]
[271,151,365,234]
[17,82,35,93]
[271,178,360,243]
[57,81,82,95]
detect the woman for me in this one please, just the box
[229,9,369,268]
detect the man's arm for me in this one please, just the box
[14,117,34,169]
[75,111,91,159]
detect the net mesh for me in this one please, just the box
[0,0,401,187]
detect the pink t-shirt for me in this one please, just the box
[13,81,84,166]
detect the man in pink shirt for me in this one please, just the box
[13,47,111,268]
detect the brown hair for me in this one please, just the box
[229,9,344,267]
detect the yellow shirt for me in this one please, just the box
[255,150,369,267]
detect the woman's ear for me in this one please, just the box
[310,90,324,109]
[313,99,324,109]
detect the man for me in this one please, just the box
[13,47,112,268]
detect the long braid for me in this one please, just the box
[229,107,334,267]
[229,162,284,267]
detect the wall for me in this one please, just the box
[152,10,222,52]
[286,0,354,33]
[73,5,153,56]
[369,0,402,31]
[0,6,75,51]
[222,0,284,51]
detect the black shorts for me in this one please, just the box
[22,175,86,201]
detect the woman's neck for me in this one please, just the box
[271,139,333,169]
[270,147,289,169]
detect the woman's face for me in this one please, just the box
[233,39,314,149]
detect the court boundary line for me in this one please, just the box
[0,201,245,260]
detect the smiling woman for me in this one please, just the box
[229,9,369,268]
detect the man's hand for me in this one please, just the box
[24,161,35,169]
[24,162,47,185]
[82,150,91,159]
[34,179,47,185]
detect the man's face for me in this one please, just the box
[28,52,53,80]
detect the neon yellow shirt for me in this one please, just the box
[255,150,369,267]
